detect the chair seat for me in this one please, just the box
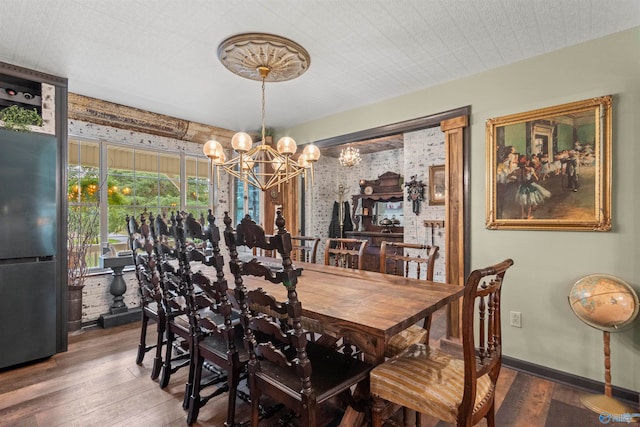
[172,314,190,332]
[173,307,240,333]
[256,341,372,404]
[143,301,160,317]
[199,325,250,363]
[385,324,428,358]
[370,343,495,424]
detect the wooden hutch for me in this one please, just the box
[346,171,404,272]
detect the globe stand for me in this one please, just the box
[579,331,639,422]
[569,273,640,423]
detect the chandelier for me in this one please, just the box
[203,33,321,192]
[339,145,361,167]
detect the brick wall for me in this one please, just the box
[81,270,140,323]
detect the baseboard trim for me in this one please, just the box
[502,355,639,406]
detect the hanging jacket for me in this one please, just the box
[329,201,353,238]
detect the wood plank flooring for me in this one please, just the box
[0,310,622,426]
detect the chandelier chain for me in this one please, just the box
[261,75,266,144]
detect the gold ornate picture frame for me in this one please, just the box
[429,165,445,205]
[486,96,612,231]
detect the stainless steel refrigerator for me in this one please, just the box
[0,129,58,368]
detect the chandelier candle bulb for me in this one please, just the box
[277,137,297,155]
[231,132,253,153]
[303,144,321,161]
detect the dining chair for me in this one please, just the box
[128,213,165,380]
[291,235,320,264]
[235,211,373,427]
[370,258,514,427]
[252,233,276,258]
[379,242,440,358]
[148,213,193,398]
[324,237,368,270]
[184,210,249,426]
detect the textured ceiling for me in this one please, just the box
[1,1,639,138]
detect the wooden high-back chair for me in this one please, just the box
[174,210,249,427]
[252,234,275,258]
[324,237,368,270]
[144,213,188,393]
[128,213,165,381]
[234,211,372,427]
[379,241,439,280]
[370,259,514,427]
[379,242,440,357]
[291,235,320,264]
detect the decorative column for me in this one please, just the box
[441,115,468,341]
[98,254,138,328]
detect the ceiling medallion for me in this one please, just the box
[205,33,319,194]
[217,33,311,82]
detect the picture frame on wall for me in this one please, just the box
[485,95,612,231]
[428,165,445,205]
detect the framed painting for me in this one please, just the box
[486,96,612,231]
[429,165,445,205]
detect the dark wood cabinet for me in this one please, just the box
[347,171,405,272]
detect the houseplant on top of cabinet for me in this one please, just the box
[0,105,43,131]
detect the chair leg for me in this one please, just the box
[486,401,496,427]
[403,407,414,425]
[184,339,197,410]
[186,353,203,425]
[249,373,261,427]
[371,396,385,427]
[136,314,149,365]
[302,405,316,427]
[225,357,242,427]
[159,329,175,388]
[150,322,164,380]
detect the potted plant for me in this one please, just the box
[67,172,127,332]
[0,105,43,131]
[67,173,101,333]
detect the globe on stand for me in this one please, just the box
[568,274,639,420]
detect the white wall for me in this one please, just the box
[286,27,640,392]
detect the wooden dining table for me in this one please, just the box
[211,256,465,426]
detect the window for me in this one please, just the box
[68,137,211,268]
[234,180,260,226]
[107,145,182,241]
[67,138,101,268]
[186,156,210,213]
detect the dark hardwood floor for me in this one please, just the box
[0,310,620,427]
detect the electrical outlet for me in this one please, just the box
[510,311,522,328]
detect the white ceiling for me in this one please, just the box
[1,1,639,134]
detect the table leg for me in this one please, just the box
[339,344,383,427]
